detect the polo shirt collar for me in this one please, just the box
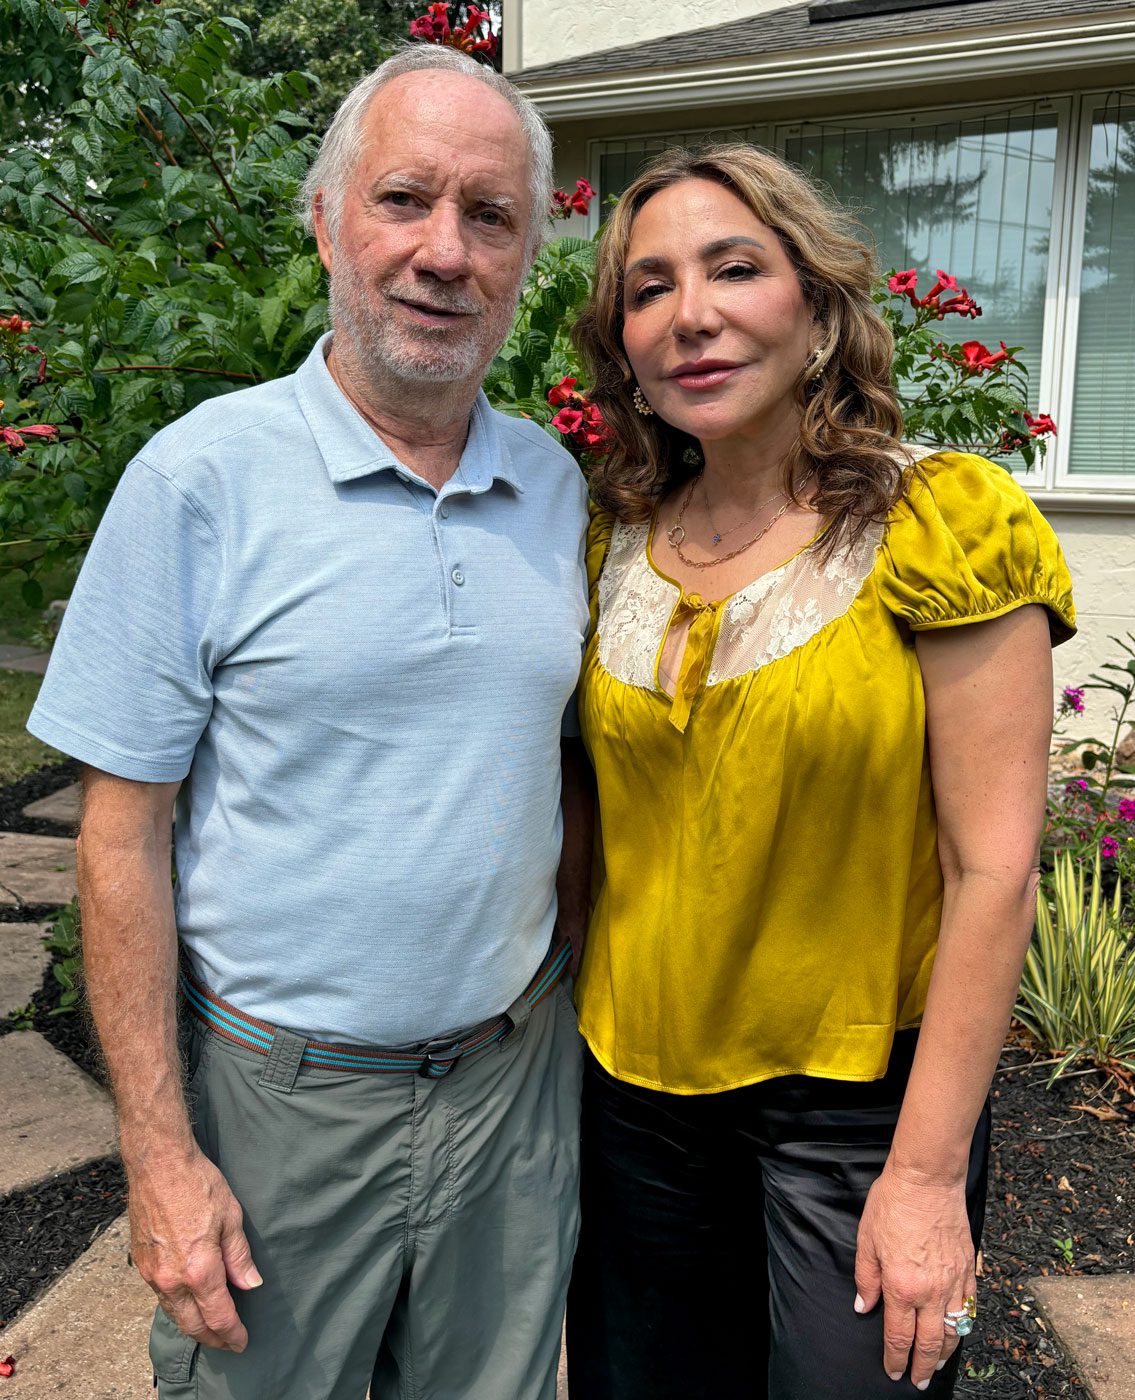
[294,333,524,494]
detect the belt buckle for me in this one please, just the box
[418,1039,464,1079]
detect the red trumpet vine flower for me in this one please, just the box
[547,378,611,454]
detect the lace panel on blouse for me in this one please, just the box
[597,516,884,690]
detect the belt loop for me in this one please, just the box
[258,1027,307,1094]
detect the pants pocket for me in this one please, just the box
[149,1303,200,1396]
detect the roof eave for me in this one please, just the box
[515,14,1135,120]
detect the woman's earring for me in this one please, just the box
[632,385,654,417]
[805,350,824,397]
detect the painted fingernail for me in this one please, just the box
[916,1382,930,1392]
[854,1293,867,1313]
[887,1373,903,1383]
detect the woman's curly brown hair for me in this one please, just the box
[574,144,909,550]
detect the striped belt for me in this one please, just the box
[179,941,572,1079]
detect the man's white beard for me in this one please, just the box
[328,257,519,386]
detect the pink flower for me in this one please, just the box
[569,178,596,214]
[936,290,982,319]
[1118,798,1135,822]
[1065,779,1089,793]
[1101,835,1118,859]
[888,269,918,299]
[1061,686,1086,715]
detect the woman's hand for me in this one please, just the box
[854,1163,976,1390]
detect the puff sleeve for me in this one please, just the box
[878,451,1076,644]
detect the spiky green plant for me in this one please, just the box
[1015,851,1135,1079]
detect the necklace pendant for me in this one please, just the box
[712,533,722,545]
[667,525,686,548]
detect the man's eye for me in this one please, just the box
[477,208,504,226]
[384,191,416,208]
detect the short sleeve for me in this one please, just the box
[27,457,224,781]
[585,502,616,636]
[878,451,1076,645]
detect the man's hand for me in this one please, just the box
[129,1146,262,1352]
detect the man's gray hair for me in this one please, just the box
[300,45,554,259]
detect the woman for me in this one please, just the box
[564,145,1075,1399]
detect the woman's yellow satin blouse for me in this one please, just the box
[576,451,1076,1094]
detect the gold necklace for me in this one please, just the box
[701,477,785,545]
[666,475,793,570]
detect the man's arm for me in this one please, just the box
[556,738,595,973]
[79,767,260,1352]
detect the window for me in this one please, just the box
[591,124,770,212]
[1063,94,1135,478]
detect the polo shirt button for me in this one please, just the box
[451,568,465,586]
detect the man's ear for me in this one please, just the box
[312,191,334,276]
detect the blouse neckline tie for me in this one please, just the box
[665,592,719,733]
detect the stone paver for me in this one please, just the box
[0,1215,154,1397]
[0,921,50,1018]
[0,1032,116,1195]
[0,831,76,909]
[1032,1273,1135,1400]
[0,645,49,676]
[21,782,81,826]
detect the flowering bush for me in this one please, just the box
[879,269,1056,468]
[1044,635,1135,916]
[408,3,497,59]
[0,0,323,605]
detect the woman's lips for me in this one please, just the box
[670,365,742,390]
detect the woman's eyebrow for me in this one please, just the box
[625,235,767,280]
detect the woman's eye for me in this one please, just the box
[719,262,757,280]
[631,282,667,306]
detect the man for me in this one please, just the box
[29,44,591,1400]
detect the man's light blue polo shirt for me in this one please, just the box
[29,334,589,1044]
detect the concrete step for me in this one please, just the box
[0,1032,116,1195]
[0,921,50,1018]
[21,783,81,827]
[0,1215,154,1397]
[1032,1273,1135,1400]
[0,832,77,910]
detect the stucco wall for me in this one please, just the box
[506,0,795,73]
[1043,512,1135,728]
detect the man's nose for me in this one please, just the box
[672,279,723,341]
[410,207,473,282]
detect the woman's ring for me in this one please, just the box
[944,1295,977,1336]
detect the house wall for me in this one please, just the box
[1042,512,1135,712]
[504,0,795,73]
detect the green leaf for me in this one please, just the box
[62,473,88,503]
[50,251,109,285]
[21,578,44,609]
[259,296,285,350]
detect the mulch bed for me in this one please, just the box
[956,1046,1134,1397]
[0,757,79,837]
[0,1158,126,1330]
[2,764,1134,1396]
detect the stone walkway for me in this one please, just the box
[0,645,49,677]
[0,799,1121,1399]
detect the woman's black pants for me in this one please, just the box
[566,1035,991,1400]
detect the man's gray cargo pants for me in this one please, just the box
[149,980,582,1400]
